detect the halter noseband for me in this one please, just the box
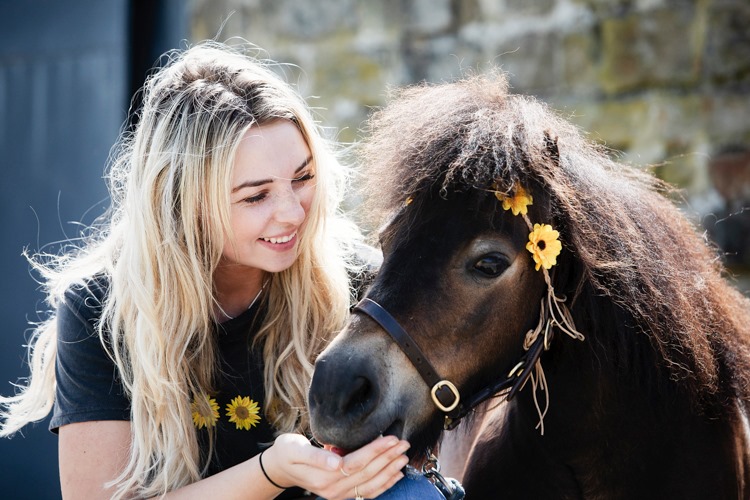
[353,297,551,430]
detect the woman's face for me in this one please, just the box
[220,119,316,276]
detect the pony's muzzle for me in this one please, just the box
[309,351,382,445]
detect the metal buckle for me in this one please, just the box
[431,380,460,412]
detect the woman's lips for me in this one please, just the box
[258,231,297,251]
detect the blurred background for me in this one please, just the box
[1,0,748,497]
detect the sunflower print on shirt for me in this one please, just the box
[191,394,220,429]
[192,394,262,430]
[225,395,262,430]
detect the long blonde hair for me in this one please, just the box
[0,41,361,498]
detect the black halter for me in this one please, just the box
[353,298,551,430]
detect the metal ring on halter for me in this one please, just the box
[430,380,461,412]
[422,453,458,498]
[421,451,440,474]
[354,484,364,500]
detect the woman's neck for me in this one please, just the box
[213,264,267,321]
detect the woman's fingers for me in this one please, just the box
[355,473,404,500]
[283,433,343,465]
[304,443,344,471]
[339,435,406,475]
[269,434,412,500]
[345,439,409,479]
[329,437,410,499]
[349,452,409,499]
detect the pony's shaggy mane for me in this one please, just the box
[359,72,750,411]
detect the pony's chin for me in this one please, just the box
[383,419,404,439]
[332,420,404,452]
[388,413,446,460]
[313,413,442,461]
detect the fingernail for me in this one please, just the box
[327,456,341,469]
[384,435,399,446]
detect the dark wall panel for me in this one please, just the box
[0,1,128,498]
[0,1,189,495]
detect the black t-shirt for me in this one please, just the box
[50,256,379,499]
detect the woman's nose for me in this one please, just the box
[274,189,306,225]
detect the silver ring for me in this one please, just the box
[354,484,364,500]
[340,466,350,477]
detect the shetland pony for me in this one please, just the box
[309,73,750,498]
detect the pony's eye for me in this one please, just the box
[472,253,509,277]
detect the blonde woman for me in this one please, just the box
[0,42,440,500]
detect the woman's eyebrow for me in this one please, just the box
[232,156,313,193]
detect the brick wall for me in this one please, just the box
[189,0,750,287]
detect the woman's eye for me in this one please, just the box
[243,193,267,205]
[472,253,509,277]
[293,172,315,184]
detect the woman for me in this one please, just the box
[0,42,441,499]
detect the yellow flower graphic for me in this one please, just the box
[191,394,219,429]
[526,223,562,271]
[226,396,262,430]
[495,184,533,216]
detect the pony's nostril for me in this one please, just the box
[342,376,376,417]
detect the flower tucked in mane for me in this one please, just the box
[494,183,561,272]
[495,184,569,432]
[494,183,533,216]
[526,223,562,271]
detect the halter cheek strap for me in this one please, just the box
[353,297,549,429]
[354,298,461,412]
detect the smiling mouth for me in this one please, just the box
[261,231,296,244]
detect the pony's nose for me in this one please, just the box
[340,376,375,416]
[309,355,380,425]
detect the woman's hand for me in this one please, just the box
[263,433,410,500]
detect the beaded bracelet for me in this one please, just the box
[259,449,288,490]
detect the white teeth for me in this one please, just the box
[263,231,296,244]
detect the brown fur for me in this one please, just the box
[310,72,750,498]
[358,72,750,414]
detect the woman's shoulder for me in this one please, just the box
[52,272,129,432]
[62,274,110,311]
[58,273,111,340]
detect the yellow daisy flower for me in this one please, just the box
[526,223,562,271]
[495,184,533,216]
[191,394,219,429]
[226,396,262,430]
